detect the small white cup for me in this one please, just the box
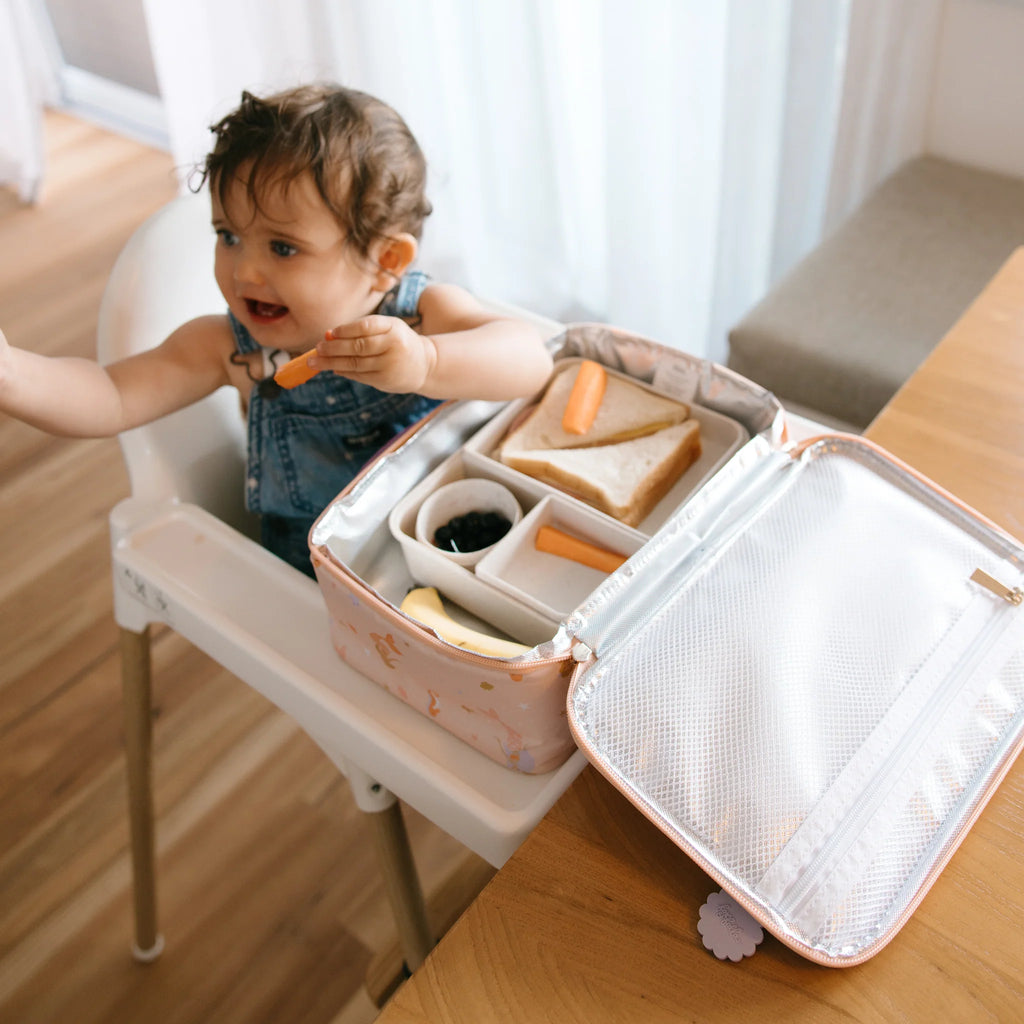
[415,478,523,567]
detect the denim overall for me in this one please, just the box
[231,271,441,575]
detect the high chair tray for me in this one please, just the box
[565,434,1024,965]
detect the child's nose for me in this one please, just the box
[233,249,265,286]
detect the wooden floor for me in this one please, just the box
[0,112,477,1024]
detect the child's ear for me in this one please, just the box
[373,234,418,290]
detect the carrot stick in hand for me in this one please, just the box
[274,348,319,389]
[561,359,607,435]
[535,524,627,573]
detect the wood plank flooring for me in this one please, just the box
[0,111,476,1024]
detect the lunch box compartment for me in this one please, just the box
[311,326,776,774]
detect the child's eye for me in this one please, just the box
[216,228,239,247]
[270,240,298,257]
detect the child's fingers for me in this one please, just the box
[320,334,387,355]
[313,351,391,377]
[276,319,405,389]
[317,325,401,366]
[325,315,393,340]
[314,317,427,392]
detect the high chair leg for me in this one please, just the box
[369,800,435,973]
[344,763,434,974]
[120,625,164,962]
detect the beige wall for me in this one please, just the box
[44,0,159,96]
[927,0,1024,178]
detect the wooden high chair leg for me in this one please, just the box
[345,763,434,974]
[120,625,164,962]
[369,800,435,973]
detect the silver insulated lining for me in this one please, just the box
[568,437,1024,962]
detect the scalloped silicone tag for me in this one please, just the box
[698,891,764,961]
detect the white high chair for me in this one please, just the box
[99,192,587,975]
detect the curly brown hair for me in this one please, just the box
[197,84,432,260]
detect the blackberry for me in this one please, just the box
[434,510,512,553]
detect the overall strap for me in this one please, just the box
[380,270,430,320]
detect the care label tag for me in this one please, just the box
[697,890,764,962]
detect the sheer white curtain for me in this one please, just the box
[825,0,945,229]
[0,0,61,203]
[140,0,935,361]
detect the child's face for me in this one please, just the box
[211,169,383,352]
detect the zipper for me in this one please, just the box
[766,568,1023,936]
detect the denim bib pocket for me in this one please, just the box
[260,391,438,518]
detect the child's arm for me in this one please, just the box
[0,318,233,437]
[313,284,554,400]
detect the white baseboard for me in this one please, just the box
[57,66,169,151]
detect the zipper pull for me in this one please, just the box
[970,568,1024,606]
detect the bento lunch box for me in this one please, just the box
[310,323,1024,963]
[310,324,779,773]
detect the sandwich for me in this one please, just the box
[505,419,701,526]
[500,361,692,451]
[499,361,702,527]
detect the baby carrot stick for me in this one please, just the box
[273,347,319,389]
[561,359,607,435]
[535,524,627,574]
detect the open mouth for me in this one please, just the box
[245,298,289,322]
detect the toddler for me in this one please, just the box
[0,84,553,574]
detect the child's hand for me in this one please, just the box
[314,316,437,394]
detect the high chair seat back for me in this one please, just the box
[97,190,255,534]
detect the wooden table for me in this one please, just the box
[379,249,1024,1023]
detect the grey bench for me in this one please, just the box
[726,156,1024,430]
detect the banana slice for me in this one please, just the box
[400,587,531,659]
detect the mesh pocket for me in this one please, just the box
[570,442,1024,961]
